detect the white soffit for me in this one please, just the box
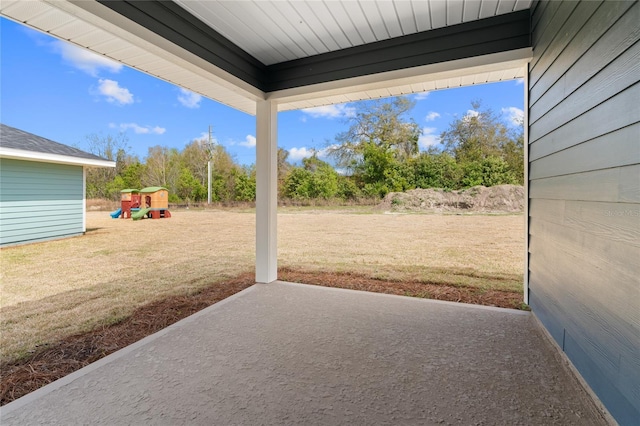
[1,0,531,115]
[272,49,531,112]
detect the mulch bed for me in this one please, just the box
[278,267,525,310]
[0,273,256,406]
[1,269,525,406]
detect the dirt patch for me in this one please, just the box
[380,185,524,213]
[0,269,525,406]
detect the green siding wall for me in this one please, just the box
[0,159,84,246]
[528,1,640,424]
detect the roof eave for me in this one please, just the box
[271,48,532,111]
[0,147,116,168]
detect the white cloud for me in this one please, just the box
[226,134,255,148]
[515,78,525,85]
[414,91,430,100]
[97,79,134,105]
[301,103,355,119]
[193,132,218,145]
[502,106,524,126]
[115,123,166,135]
[425,111,440,122]
[288,147,315,161]
[461,109,480,123]
[193,132,207,142]
[334,168,348,176]
[464,109,480,119]
[177,88,202,108]
[287,145,336,161]
[54,41,122,76]
[239,135,256,147]
[418,127,440,149]
[316,146,335,158]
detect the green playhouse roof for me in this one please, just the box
[120,188,140,193]
[140,186,168,193]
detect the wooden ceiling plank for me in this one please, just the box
[480,0,500,19]
[360,1,390,40]
[429,0,448,28]
[307,1,352,50]
[341,1,377,44]
[289,1,341,52]
[394,1,418,35]
[463,0,482,22]
[447,0,465,26]
[411,0,433,32]
[377,1,404,38]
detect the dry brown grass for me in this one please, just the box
[278,210,524,290]
[1,208,524,363]
[1,210,255,363]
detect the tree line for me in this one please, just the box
[86,98,523,204]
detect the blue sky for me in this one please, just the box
[1,17,524,166]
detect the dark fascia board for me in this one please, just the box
[99,2,531,94]
[265,10,531,92]
[97,0,268,90]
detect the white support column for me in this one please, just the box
[523,66,530,305]
[82,166,87,233]
[255,100,278,283]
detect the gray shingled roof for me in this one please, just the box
[0,123,109,162]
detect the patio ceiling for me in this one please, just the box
[0,1,532,114]
[177,0,532,65]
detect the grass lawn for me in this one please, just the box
[1,208,525,364]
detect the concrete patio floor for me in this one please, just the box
[1,281,608,425]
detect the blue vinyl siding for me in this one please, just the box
[528,1,640,424]
[0,159,84,246]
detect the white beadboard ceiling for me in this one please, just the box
[0,0,532,115]
[176,0,531,65]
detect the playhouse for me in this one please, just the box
[110,187,171,220]
[134,186,171,220]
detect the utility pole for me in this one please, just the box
[207,125,213,205]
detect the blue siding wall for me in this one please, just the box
[0,159,84,246]
[528,1,640,424]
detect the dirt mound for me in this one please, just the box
[380,185,524,213]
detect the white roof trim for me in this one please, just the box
[271,48,533,111]
[0,147,116,168]
[60,0,264,98]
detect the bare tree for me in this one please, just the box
[143,146,181,193]
[84,132,130,198]
[182,139,211,186]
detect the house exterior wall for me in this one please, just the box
[528,1,640,424]
[0,158,85,246]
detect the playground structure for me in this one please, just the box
[110,187,171,220]
[110,189,141,219]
